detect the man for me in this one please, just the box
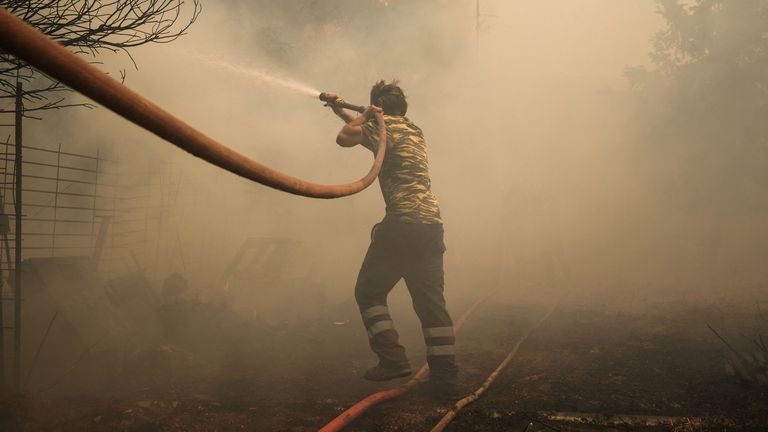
[327,80,457,396]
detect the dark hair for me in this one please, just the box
[370,80,407,116]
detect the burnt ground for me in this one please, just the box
[2,289,767,432]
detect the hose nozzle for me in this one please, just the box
[320,92,365,113]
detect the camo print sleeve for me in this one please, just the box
[361,116,443,224]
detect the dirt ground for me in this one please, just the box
[2,288,767,432]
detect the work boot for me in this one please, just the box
[419,375,461,400]
[363,362,412,382]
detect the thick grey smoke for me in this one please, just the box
[21,0,766,315]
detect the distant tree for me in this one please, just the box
[0,0,202,117]
[626,0,768,207]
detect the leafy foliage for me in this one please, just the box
[627,0,768,209]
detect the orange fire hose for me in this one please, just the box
[318,295,490,432]
[0,7,386,199]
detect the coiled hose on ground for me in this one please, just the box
[0,7,386,199]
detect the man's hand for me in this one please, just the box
[363,105,384,121]
[336,105,384,148]
[324,92,356,123]
[323,92,340,110]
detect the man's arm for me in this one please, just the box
[333,107,356,124]
[336,105,383,148]
[323,92,356,124]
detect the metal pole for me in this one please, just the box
[0,232,12,392]
[52,143,61,256]
[91,150,99,239]
[91,150,100,270]
[476,0,480,57]
[0,196,5,392]
[0,134,10,390]
[13,81,23,392]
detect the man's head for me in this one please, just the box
[370,80,407,116]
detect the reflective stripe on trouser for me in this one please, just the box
[423,325,457,378]
[359,304,408,367]
[361,305,392,338]
[427,344,455,356]
[423,326,455,350]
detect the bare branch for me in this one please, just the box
[0,0,201,113]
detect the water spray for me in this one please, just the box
[191,53,322,98]
[192,54,368,114]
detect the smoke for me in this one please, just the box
[12,0,768,400]
[18,0,768,321]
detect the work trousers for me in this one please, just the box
[354,220,457,379]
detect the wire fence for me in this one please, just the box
[0,141,111,262]
[0,136,204,391]
[0,140,216,277]
[0,109,257,391]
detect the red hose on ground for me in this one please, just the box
[318,295,489,432]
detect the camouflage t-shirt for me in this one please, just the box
[361,115,443,224]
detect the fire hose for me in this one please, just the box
[0,7,386,199]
